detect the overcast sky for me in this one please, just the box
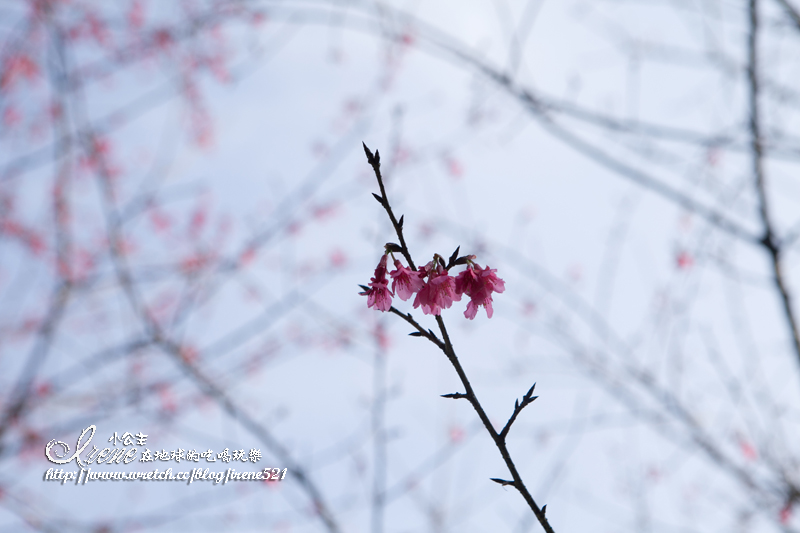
[3,1,800,531]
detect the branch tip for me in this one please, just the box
[362,141,374,162]
[448,246,460,267]
[441,392,468,400]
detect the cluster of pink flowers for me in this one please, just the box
[361,253,505,319]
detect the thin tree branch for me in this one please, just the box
[386,306,445,349]
[363,147,556,533]
[500,383,538,441]
[363,142,415,270]
[432,315,555,533]
[747,0,800,379]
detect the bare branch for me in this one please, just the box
[500,383,538,441]
[747,0,800,380]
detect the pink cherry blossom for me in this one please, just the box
[413,265,460,316]
[361,255,393,311]
[389,259,424,301]
[455,264,505,319]
[373,253,388,279]
[454,264,479,296]
[365,279,393,311]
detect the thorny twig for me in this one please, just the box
[362,143,556,533]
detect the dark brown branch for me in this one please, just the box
[387,306,445,350]
[432,315,555,533]
[363,143,416,270]
[364,147,555,533]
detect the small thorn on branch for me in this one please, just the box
[362,142,375,164]
[398,215,404,229]
[409,331,425,337]
[490,478,516,487]
[525,382,537,399]
[500,382,539,440]
[541,504,547,516]
[372,192,385,205]
[441,392,468,400]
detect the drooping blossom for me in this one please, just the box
[414,263,460,316]
[455,263,505,319]
[454,264,479,297]
[389,259,424,301]
[361,254,393,311]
